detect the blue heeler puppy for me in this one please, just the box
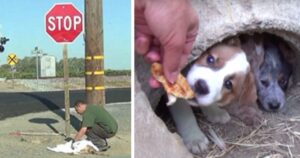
[241,33,294,112]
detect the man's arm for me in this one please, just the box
[74,127,88,141]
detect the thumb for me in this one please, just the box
[162,37,186,84]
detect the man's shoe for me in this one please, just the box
[97,145,110,152]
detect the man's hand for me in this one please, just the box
[70,127,88,150]
[74,127,88,141]
[71,139,75,150]
[135,0,199,87]
[64,137,73,142]
[65,137,75,150]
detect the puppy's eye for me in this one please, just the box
[278,79,287,87]
[224,80,233,90]
[207,55,215,64]
[261,80,269,87]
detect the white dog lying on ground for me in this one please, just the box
[47,140,99,154]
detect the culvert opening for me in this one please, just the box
[154,31,300,157]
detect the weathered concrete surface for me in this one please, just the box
[134,75,192,158]
[135,0,300,157]
[190,0,300,83]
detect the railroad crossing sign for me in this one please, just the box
[45,3,83,43]
[7,53,18,66]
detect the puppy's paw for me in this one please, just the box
[240,111,262,126]
[184,134,209,155]
[237,106,263,126]
[203,108,231,124]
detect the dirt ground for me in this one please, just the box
[157,85,300,158]
[0,103,131,158]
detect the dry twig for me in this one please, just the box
[212,120,267,157]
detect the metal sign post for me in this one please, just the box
[7,54,18,88]
[31,47,43,90]
[11,66,16,88]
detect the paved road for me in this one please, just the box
[0,88,130,120]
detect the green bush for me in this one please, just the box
[0,57,131,79]
[105,69,131,76]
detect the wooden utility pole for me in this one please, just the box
[63,44,70,137]
[84,0,105,105]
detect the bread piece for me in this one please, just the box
[151,62,195,105]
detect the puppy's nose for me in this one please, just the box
[195,79,209,95]
[268,102,280,110]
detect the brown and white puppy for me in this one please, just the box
[169,38,257,155]
[186,38,256,107]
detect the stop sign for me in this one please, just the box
[46,3,83,43]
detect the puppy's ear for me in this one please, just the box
[251,37,265,72]
[224,37,241,47]
[226,71,262,126]
[238,71,257,106]
[279,42,296,65]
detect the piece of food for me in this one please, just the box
[151,62,195,105]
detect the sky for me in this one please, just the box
[0,0,131,70]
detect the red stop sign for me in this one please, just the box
[46,3,83,43]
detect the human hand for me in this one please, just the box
[71,139,75,150]
[135,0,199,88]
[65,137,73,142]
[65,137,75,150]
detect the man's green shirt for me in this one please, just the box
[82,105,118,134]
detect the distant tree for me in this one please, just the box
[0,64,11,78]
[69,57,85,77]
[56,57,85,77]
[105,69,131,76]
[15,57,36,78]
[0,57,130,79]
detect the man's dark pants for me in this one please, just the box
[86,123,116,149]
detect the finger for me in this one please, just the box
[153,37,160,46]
[184,5,199,55]
[162,35,186,84]
[178,52,189,72]
[181,39,195,68]
[135,33,151,55]
[149,76,162,88]
[184,40,195,55]
[184,30,198,55]
[144,46,161,63]
[186,2,200,37]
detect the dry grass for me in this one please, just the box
[159,86,300,158]
[202,86,300,158]
[203,119,298,158]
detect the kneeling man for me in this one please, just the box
[73,100,118,151]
